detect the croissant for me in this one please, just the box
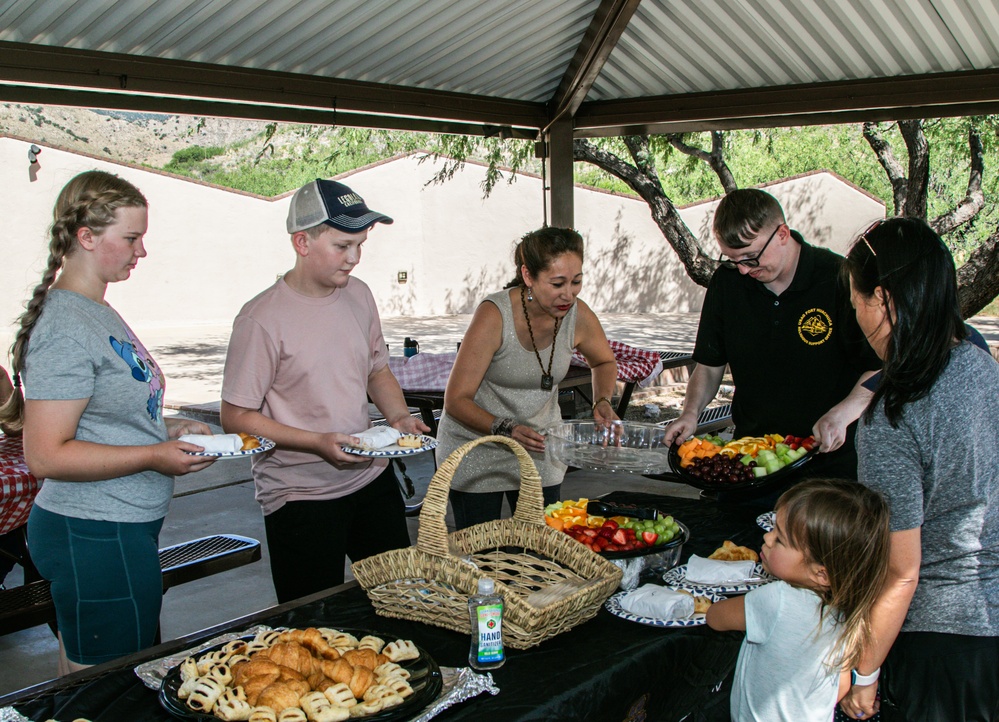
[347,666,375,700]
[244,675,281,708]
[264,642,317,677]
[256,682,305,713]
[320,658,354,685]
[341,648,384,671]
[233,659,281,688]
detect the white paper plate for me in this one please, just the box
[757,511,775,532]
[662,562,775,595]
[342,434,438,458]
[184,435,275,458]
[604,589,726,627]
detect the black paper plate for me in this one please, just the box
[667,443,815,495]
[159,629,443,722]
[598,519,690,560]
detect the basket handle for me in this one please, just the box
[417,434,545,557]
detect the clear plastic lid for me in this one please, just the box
[477,577,495,595]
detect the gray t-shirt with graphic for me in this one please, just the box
[24,289,171,522]
[858,342,999,636]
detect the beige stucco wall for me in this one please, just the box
[1,138,885,359]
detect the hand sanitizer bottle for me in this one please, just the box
[468,577,505,670]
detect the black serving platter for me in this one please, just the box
[667,443,815,496]
[159,629,443,722]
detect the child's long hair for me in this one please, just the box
[0,170,147,434]
[776,478,891,670]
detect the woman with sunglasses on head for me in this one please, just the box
[837,218,999,721]
[435,227,617,530]
[663,189,882,491]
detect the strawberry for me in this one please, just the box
[581,528,598,539]
[623,527,637,539]
[597,527,615,539]
[611,529,628,546]
[641,531,659,545]
[604,543,620,552]
[601,519,619,531]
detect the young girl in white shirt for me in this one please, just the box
[706,478,891,721]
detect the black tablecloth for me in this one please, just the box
[4,492,766,722]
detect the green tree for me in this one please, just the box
[427,119,999,317]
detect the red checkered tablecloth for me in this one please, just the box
[388,351,458,392]
[572,340,664,386]
[387,341,664,392]
[0,434,39,536]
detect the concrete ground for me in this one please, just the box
[1,311,996,696]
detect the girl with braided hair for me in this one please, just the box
[0,170,216,674]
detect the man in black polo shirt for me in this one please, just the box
[663,189,881,481]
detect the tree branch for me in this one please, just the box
[931,125,985,235]
[862,122,906,215]
[957,228,999,318]
[666,132,738,193]
[899,119,929,218]
[573,138,717,285]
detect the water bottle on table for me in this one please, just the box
[404,337,420,357]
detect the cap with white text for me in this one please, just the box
[286,178,393,234]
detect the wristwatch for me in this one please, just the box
[850,667,880,686]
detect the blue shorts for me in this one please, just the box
[27,506,164,665]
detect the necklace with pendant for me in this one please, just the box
[521,286,561,390]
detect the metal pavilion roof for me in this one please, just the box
[0,0,998,138]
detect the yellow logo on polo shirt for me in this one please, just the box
[798,308,833,345]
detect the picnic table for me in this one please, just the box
[0,490,764,722]
[0,434,38,537]
[389,342,693,418]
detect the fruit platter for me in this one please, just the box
[668,432,816,494]
[544,497,689,562]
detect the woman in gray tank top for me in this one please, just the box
[435,227,618,530]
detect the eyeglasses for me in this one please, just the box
[719,224,781,269]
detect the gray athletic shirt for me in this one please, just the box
[858,342,999,636]
[23,289,171,523]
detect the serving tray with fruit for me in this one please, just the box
[544,498,689,560]
[668,433,816,493]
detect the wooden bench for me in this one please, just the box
[0,533,261,637]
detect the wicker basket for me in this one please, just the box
[351,435,623,649]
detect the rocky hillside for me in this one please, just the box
[0,103,267,167]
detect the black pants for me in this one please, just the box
[878,631,999,722]
[449,484,562,531]
[263,464,410,604]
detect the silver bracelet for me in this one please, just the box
[490,417,516,437]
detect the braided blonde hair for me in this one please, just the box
[0,171,148,435]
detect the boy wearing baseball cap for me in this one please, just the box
[221,179,427,603]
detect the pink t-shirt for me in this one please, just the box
[222,277,388,514]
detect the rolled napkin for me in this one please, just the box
[685,554,756,584]
[618,584,695,620]
[349,426,402,450]
[178,433,243,454]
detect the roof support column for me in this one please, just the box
[546,119,574,228]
